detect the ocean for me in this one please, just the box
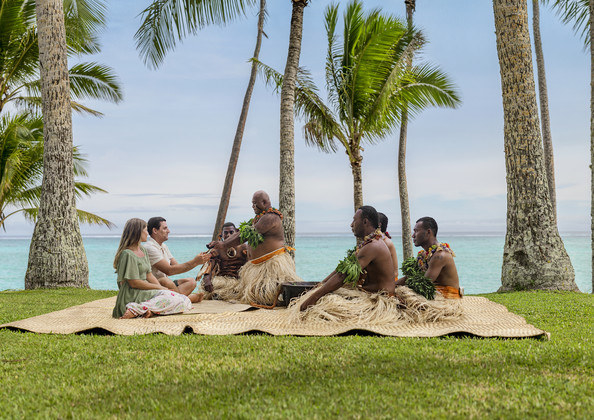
[1,234,592,294]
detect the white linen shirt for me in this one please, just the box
[144,236,174,278]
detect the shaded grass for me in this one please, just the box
[0,290,592,418]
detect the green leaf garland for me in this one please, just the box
[401,257,436,300]
[239,219,264,248]
[335,247,362,286]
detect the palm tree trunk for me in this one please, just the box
[590,0,594,294]
[532,0,557,222]
[590,0,594,293]
[493,0,577,291]
[398,109,413,259]
[397,0,415,260]
[211,0,267,241]
[279,0,307,250]
[350,146,363,212]
[25,0,88,289]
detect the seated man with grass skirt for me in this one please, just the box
[204,190,302,306]
[396,216,463,300]
[288,206,462,325]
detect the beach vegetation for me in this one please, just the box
[257,0,460,213]
[0,112,113,231]
[493,0,578,291]
[0,289,591,417]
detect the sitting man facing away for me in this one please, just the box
[397,216,462,299]
[144,216,210,298]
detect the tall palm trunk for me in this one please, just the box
[590,0,594,294]
[493,0,577,291]
[350,145,363,212]
[279,0,307,250]
[211,0,267,241]
[532,0,557,222]
[397,0,415,260]
[25,0,88,289]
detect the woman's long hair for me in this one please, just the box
[113,218,146,269]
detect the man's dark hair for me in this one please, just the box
[416,216,438,236]
[358,205,379,229]
[222,222,236,229]
[147,217,166,236]
[378,212,388,233]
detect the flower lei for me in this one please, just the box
[356,229,383,252]
[253,207,283,225]
[416,243,455,272]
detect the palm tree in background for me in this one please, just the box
[492,0,578,291]
[532,0,557,222]
[134,0,268,241]
[0,113,112,231]
[279,0,308,250]
[257,0,459,214]
[397,0,415,260]
[25,0,90,289]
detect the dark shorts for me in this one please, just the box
[172,279,179,287]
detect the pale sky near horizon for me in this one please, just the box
[3,0,591,237]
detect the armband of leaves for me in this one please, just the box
[239,219,264,248]
[335,247,362,286]
[401,257,436,300]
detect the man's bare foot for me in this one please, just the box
[189,293,204,303]
[142,310,154,318]
[120,309,136,319]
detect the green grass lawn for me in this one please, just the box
[0,289,592,419]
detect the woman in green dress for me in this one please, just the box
[112,218,193,318]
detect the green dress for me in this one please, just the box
[112,247,160,318]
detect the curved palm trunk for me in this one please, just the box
[590,0,594,293]
[211,0,267,241]
[279,0,307,250]
[398,0,415,260]
[493,0,577,291]
[350,146,363,212]
[398,109,413,258]
[25,0,88,289]
[590,0,594,294]
[532,0,557,222]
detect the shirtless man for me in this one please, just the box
[144,217,210,298]
[397,216,461,298]
[378,212,398,277]
[299,206,394,311]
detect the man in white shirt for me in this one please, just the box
[144,216,211,296]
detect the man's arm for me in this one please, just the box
[253,214,279,236]
[153,253,210,277]
[299,271,346,311]
[424,251,447,282]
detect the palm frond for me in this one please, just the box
[68,62,123,103]
[546,0,590,46]
[63,0,108,54]
[135,0,258,69]
[75,208,114,228]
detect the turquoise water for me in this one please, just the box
[1,235,591,294]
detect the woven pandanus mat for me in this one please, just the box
[0,296,549,338]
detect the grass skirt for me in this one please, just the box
[235,251,302,305]
[287,285,463,325]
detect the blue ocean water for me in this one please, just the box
[0,234,591,294]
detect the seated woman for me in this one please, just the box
[112,218,202,319]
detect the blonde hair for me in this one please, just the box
[113,218,146,269]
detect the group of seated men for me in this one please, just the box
[143,190,461,311]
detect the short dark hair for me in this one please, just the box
[358,205,379,229]
[222,222,236,229]
[378,212,388,233]
[416,216,438,236]
[147,216,166,236]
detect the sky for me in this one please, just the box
[3,0,591,236]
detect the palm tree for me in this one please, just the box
[134,0,272,241]
[25,0,88,289]
[533,0,557,222]
[258,0,459,214]
[492,0,578,291]
[279,0,308,250]
[0,112,112,230]
[397,0,416,260]
[0,0,123,116]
